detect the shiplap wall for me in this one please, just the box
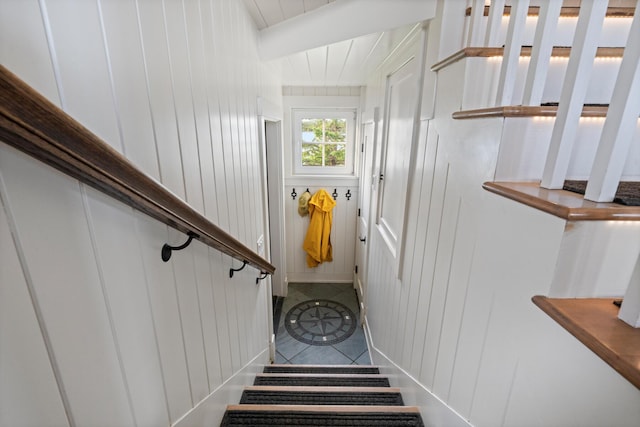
[362,6,640,427]
[0,1,280,426]
[282,92,361,284]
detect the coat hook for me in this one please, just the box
[162,232,197,262]
[229,261,248,278]
[306,188,310,193]
[345,189,352,200]
[332,189,338,200]
[291,188,297,200]
[256,272,268,285]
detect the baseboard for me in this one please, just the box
[363,316,472,427]
[172,348,269,427]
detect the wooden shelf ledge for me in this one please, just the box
[532,296,640,390]
[453,105,611,119]
[465,5,635,18]
[432,46,624,72]
[482,181,640,221]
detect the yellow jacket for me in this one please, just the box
[303,189,336,267]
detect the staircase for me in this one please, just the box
[220,365,424,426]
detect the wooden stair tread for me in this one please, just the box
[244,386,400,393]
[452,105,612,119]
[225,404,420,413]
[532,296,640,390]
[256,373,387,378]
[465,5,635,18]
[432,46,624,71]
[482,181,640,221]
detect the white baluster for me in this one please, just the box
[467,0,486,46]
[495,0,529,106]
[540,1,609,189]
[484,0,506,46]
[619,254,640,328]
[585,1,640,202]
[522,0,562,106]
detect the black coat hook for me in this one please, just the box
[256,272,268,284]
[291,188,297,200]
[229,261,248,278]
[306,188,310,193]
[162,232,197,262]
[345,189,352,200]
[332,189,338,200]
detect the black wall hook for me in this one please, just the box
[256,272,268,284]
[162,232,197,262]
[229,261,248,278]
[332,188,338,200]
[291,188,297,200]
[345,189,352,200]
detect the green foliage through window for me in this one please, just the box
[300,118,347,167]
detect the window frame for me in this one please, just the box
[292,108,356,176]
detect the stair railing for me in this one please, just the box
[465,0,639,204]
[0,65,275,277]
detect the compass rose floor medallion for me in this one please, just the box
[284,299,357,346]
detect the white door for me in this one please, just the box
[355,119,376,307]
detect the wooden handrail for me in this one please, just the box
[465,5,635,18]
[0,65,274,275]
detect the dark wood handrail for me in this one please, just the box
[0,65,274,275]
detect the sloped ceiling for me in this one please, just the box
[243,0,435,86]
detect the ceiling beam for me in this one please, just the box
[258,0,437,61]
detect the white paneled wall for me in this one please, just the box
[362,9,640,427]
[0,0,280,426]
[285,183,359,283]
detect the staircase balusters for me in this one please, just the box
[585,3,640,202]
[541,0,609,189]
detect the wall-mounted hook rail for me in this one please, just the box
[332,188,338,200]
[291,188,297,200]
[256,272,269,284]
[161,232,197,262]
[229,261,248,278]
[345,189,352,200]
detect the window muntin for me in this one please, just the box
[293,110,355,175]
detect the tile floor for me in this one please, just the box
[274,282,371,365]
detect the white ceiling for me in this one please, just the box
[243,0,429,86]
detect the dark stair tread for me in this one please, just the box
[240,388,404,406]
[221,405,424,427]
[264,364,380,375]
[254,373,391,387]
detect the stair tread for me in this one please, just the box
[264,364,380,374]
[483,181,640,221]
[244,386,401,393]
[221,405,424,426]
[432,46,624,72]
[240,387,404,405]
[254,373,391,387]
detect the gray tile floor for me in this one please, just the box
[274,283,371,365]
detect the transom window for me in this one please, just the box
[293,109,356,175]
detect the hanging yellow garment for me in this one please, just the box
[303,189,336,268]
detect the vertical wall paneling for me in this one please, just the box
[0,147,134,426]
[0,160,70,427]
[136,0,187,199]
[83,187,170,427]
[162,0,205,215]
[136,214,192,423]
[0,0,280,425]
[98,0,161,180]
[43,0,121,150]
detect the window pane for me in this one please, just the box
[324,118,346,142]
[301,119,323,142]
[301,143,323,166]
[324,144,346,166]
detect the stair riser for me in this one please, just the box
[467,15,632,48]
[461,56,623,110]
[494,118,640,182]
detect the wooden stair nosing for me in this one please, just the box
[451,105,616,120]
[243,385,400,393]
[432,46,625,71]
[225,404,421,414]
[483,181,640,221]
[465,5,635,18]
